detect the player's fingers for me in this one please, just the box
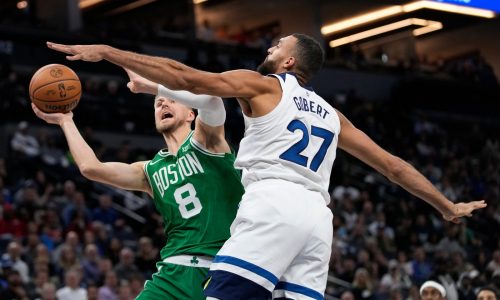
[31,103,42,115]
[31,103,39,114]
[47,42,74,54]
[474,200,487,208]
[126,82,136,92]
[67,54,82,61]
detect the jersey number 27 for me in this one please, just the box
[279,120,334,172]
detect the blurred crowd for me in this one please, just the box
[324,92,500,299]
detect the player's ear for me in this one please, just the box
[187,109,196,122]
[283,56,296,70]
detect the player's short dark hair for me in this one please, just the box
[292,33,325,82]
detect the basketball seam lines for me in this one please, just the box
[30,79,81,100]
[33,91,82,103]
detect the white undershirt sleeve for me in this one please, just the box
[158,85,226,127]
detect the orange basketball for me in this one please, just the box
[29,64,81,113]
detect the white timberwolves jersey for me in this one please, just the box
[235,73,340,204]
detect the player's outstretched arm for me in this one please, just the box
[124,69,230,153]
[31,104,152,195]
[335,109,486,223]
[46,42,278,101]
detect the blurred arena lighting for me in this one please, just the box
[329,18,443,48]
[79,0,105,9]
[321,0,495,35]
[16,0,28,10]
[104,0,158,16]
[404,1,496,17]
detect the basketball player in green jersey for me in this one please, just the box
[31,71,244,299]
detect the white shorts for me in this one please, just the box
[207,179,333,300]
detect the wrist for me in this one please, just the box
[442,200,455,216]
[99,45,113,60]
[148,83,158,95]
[59,117,73,127]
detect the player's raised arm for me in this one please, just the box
[335,109,486,223]
[46,42,278,101]
[124,69,230,153]
[31,104,152,195]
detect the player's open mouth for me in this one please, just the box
[162,112,173,120]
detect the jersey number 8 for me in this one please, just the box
[174,183,203,219]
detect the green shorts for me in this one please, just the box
[136,256,210,300]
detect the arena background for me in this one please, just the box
[0,0,499,299]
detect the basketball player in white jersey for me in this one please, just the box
[47,34,487,299]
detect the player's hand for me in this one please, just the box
[442,200,487,224]
[31,103,73,126]
[47,42,107,62]
[124,68,158,95]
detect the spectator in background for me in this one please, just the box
[127,273,144,298]
[379,259,412,295]
[87,284,98,300]
[351,267,376,300]
[2,241,29,283]
[98,270,119,300]
[62,191,91,227]
[340,290,355,300]
[56,268,87,300]
[81,243,101,284]
[476,287,498,300]
[53,231,82,262]
[113,247,138,281]
[40,282,57,300]
[487,251,500,275]
[135,236,158,278]
[56,245,81,280]
[457,270,478,300]
[53,180,77,210]
[10,121,40,158]
[420,280,447,300]
[412,247,433,286]
[0,268,29,300]
[92,194,118,229]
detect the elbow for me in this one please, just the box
[80,163,100,180]
[386,156,407,182]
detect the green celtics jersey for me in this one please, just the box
[144,131,243,260]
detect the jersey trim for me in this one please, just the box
[157,131,195,157]
[190,138,226,157]
[158,149,170,157]
[275,282,323,300]
[241,73,288,125]
[212,255,278,285]
[143,161,153,189]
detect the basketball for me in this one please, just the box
[29,64,81,113]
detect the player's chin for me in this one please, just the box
[156,122,175,134]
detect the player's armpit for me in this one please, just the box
[192,118,231,154]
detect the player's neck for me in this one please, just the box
[162,126,192,155]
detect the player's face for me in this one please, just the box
[421,288,444,300]
[154,97,194,134]
[257,35,297,75]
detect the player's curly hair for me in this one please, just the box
[292,33,325,82]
